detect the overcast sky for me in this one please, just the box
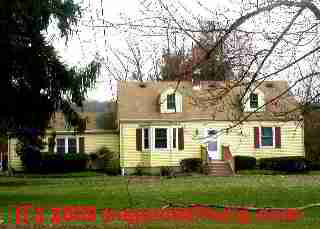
[50,0,238,102]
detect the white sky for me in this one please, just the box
[51,0,237,102]
[51,0,317,102]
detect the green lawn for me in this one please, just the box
[0,173,320,228]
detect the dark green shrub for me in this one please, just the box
[259,157,307,173]
[133,166,144,176]
[89,153,98,160]
[20,146,42,172]
[180,158,202,173]
[14,128,45,172]
[41,152,88,173]
[234,156,256,172]
[306,160,320,171]
[101,149,120,175]
[96,147,113,161]
[160,166,174,176]
[64,153,88,172]
[105,158,120,175]
[41,153,63,173]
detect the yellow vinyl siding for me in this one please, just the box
[8,131,120,171]
[84,133,119,154]
[120,121,305,168]
[8,138,24,171]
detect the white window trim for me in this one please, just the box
[154,128,169,150]
[171,128,178,149]
[142,128,151,150]
[160,88,183,113]
[244,89,265,112]
[54,136,80,154]
[142,127,179,152]
[259,127,275,149]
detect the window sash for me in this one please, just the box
[167,94,176,110]
[261,127,273,146]
[155,128,168,149]
[55,137,79,154]
[143,128,149,149]
[56,138,65,154]
[68,138,77,153]
[250,93,258,108]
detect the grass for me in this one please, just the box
[0,172,320,228]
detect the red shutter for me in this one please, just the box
[178,128,184,150]
[254,127,260,148]
[275,127,281,148]
[136,129,142,151]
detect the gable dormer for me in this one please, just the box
[159,88,182,113]
[243,88,265,112]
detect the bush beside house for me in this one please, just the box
[234,156,256,172]
[259,156,308,173]
[87,147,120,175]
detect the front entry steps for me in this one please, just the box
[206,160,234,176]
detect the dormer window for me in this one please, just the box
[167,94,176,110]
[160,88,182,113]
[243,88,265,112]
[250,93,258,109]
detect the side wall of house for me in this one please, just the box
[120,120,304,168]
[8,132,120,171]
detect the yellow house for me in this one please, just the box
[117,80,304,175]
[8,106,119,171]
[8,80,305,175]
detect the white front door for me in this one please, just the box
[207,129,220,160]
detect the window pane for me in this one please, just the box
[167,94,175,110]
[68,138,77,153]
[262,127,273,146]
[155,128,167,148]
[250,93,258,108]
[57,138,65,154]
[144,128,149,149]
[262,127,273,137]
[262,137,273,146]
[173,128,176,148]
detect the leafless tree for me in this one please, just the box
[79,0,320,124]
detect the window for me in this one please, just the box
[155,128,167,149]
[143,128,149,149]
[261,127,273,146]
[160,89,182,113]
[55,137,81,154]
[172,128,177,148]
[57,138,65,154]
[68,138,77,153]
[250,93,258,108]
[137,127,184,151]
[167,94,176,110]
[64,118,72,129]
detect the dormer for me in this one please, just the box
[159,88,182,113]
[243,88,265,112]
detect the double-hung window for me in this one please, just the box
[137,127,183,151]
[167,94,176,110]
[250,93,258,109]
[68,137,77,153]
[55,137,82,154]
[56,138,66,154]
[261,127,273,146]
[155,128,168,149]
